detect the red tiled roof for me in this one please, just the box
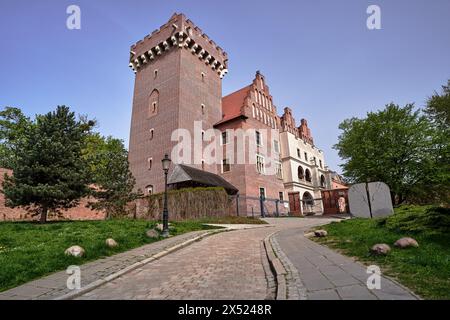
[216,85,251,126]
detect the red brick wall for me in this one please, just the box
[128,13,226,194]
[0,168,105,221]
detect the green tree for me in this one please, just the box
[0,107,31,169]
[422,80,450,204]
[83,133,139,218]
[334,103,434,204]
[1,106,93,223]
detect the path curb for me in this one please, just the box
[263,233,287,300]
[54,229,225,300]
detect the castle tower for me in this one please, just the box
[128,13,228,193]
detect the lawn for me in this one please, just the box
[0,218,220,292]
[312,205,450,299]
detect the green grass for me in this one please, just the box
[312,205,450,299]
[0,218,218,292]
[194,216,268,224]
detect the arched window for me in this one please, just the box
[297,166,304,180]
[305,169,312,182]
[320,175,326,188]
[147,157,153,170]
[150,128,154,140]
[145,185,153,195]
[148,89,159,117]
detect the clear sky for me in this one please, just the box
[1,0,449,173]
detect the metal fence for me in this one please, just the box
[228,194,290,217]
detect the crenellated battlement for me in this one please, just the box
[129,13,228,78]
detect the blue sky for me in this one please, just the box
[1,0,449,173]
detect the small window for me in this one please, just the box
[256,154,265,174]
[221,131,229,145]
[276,162,283,179]
[279,192,284,201]
[201,104,205,115]
[297,148,301,158]
[259,187,266,199]
[304,152,308,161]
[201,72,205,82]
[319,159,323,168]
[256,131,262,146]
[154,69,158,78]
[148,157,153,170]
[201,130,205,141]
[150,128,154,140]
[222,158,231,172]
[152,102,157,113]
[201,160,205,170]
[274,140,279,153]
[145,185,153,195]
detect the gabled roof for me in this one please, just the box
[168,164,239,194]
[216,85,251,126]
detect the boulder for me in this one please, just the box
[314,230,328,237]
[146,229,160,238]
[394,237,419,248]
[370,243,391,255]
[155,223,172,231]
[304,232,316,239]
[105,238,118,248]
[65,245,85,258]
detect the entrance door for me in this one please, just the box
[288,192,301,216]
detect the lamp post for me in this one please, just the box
[161,153,171,237]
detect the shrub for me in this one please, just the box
[384,205,450,234]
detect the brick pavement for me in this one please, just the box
[76,227,277,300]
[0,230,211,300]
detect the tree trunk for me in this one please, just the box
[40,205,48,224]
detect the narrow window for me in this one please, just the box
[259,187,266,199]
[319,159,323,168]
[274,140,279,153]
[150,128,154,140]
[201,130,205,141]
[202,160,205,170]
[152,102,157,113]
[201,104,205,115]
[154,69,158,78]
[256,130,262,146]
[201,72,205,82]
[304,152,308,161]
[276,161,283,179]
[148,157,153,170]
[297,148,301,158]
[145,185,153,195]
[221,131,228,145]
[279,192,284,201]
[252,104,256,118]
[222,158,231,172]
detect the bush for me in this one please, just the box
[383,205,450,234]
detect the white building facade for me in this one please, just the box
[279,108,331,215]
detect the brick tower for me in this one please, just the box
[128,13,228,193]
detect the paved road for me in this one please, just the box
[274,227,418,300]
[77,218,336,300]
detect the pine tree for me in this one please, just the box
[2,106,92,223]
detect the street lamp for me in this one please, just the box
[161,153,171,237]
